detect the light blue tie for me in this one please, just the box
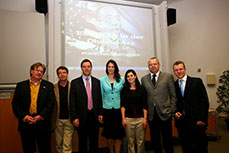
[180,79,185,97]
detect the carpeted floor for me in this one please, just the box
[74,117,229,153]
[145,117,228,153]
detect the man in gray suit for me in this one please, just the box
[141,57,176,153]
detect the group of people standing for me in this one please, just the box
[12,57,209,153]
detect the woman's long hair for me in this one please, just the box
[106,59,121,82]
[124,69,140,90]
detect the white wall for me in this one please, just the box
[0,0,35,12]
[0,10,46,85]
[1,0,228,109]
[168,0,229,109]
[0,1,46,87]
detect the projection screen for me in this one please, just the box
[62,0,156,79]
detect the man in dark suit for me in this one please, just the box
[173,61,209,153]
[70,59,103,153]
[141,57,176,153]
[12,62,55,153]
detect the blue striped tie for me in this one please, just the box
[180,79,184,97]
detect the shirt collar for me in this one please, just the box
[150,71,160,79]
[29,78,41,85]
[58,80,68,88]
[179,75,187,82]
[82,75,91,80]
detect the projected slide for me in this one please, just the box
[63,0,155,76]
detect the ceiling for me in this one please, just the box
[124,0,165,5]
[0,0,180,12]
[122,0,182,5]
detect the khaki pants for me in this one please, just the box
[55,119,74,153]
[125,117,146,153]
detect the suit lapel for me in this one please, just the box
[104,76,112,89]
[67,81,71,105]
[37,80,45,102]
[175,80,183,99]
[54,83,60,109]
[184,76,192,97]
[91,77,95,99]
[25,80,31,100]
[80,76,87,96]
[155,72,162,87]
[80,76,90,105]
[146,73,154,87]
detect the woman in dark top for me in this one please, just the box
[121,69,148,153]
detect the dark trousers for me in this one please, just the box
[177,120,208,153]
[77,110,99,153]
[148,110,174,153]
[20,126,51,153]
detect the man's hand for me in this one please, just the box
[98,115,103,123]
[122,119,127,128]
[33,115,42,124]
[24,116,34,124]
[175,112,182,119]
[73,119,79,127]
[142,119,147,128]
[197,121,206,126]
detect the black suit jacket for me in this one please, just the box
[12,79,55,131]
[174,76,209,130]
[70,76,103,128]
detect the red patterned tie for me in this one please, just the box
[86,77,93,110]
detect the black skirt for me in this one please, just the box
[101,108,125,139]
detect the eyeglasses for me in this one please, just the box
[35,69,44,73]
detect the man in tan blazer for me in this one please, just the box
[52,66,74,153]
[141,57,176,153]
